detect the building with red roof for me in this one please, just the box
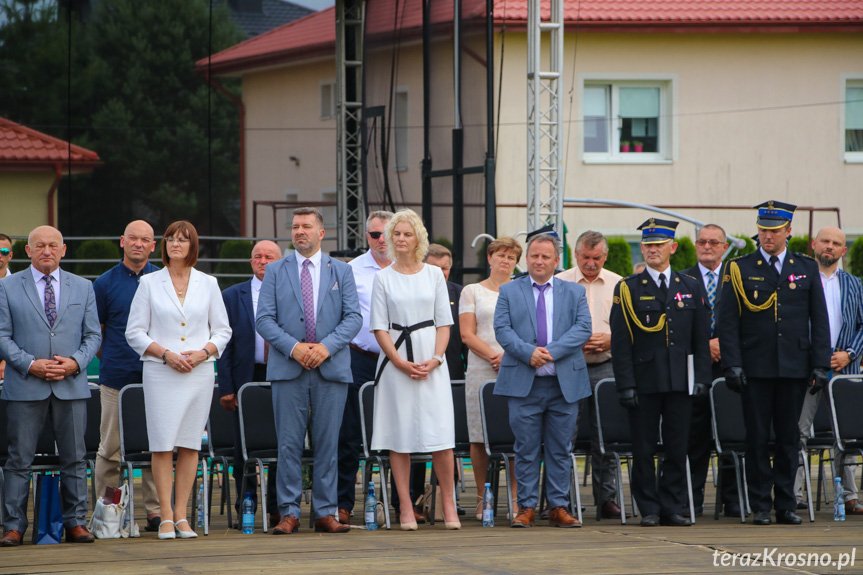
[0,117,101,235]
[197,0,863,248]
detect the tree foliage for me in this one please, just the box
[605,237,633,277]
[74,239,120,277]
[215,239,253,289]
[670,237,697,271]
[726,234,757,259]
[788,235,810,256]
[849,236,863,278]
[0,0,244,241]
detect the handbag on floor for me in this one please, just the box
[33,474,63,545]
[417,483,445,522]
[89,484,140,539]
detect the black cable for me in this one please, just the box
[208,0,214,238]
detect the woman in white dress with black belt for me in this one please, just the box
[126,221,231,539]
[369,209,459,530]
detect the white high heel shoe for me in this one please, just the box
[174,519,198,539]
[157,520,176,540]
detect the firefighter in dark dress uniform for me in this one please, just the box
[610,218,711,527]
[718,201,831,525]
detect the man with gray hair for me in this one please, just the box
[557,230,624,518]
[337,210,395,524]
[495,229,592,527]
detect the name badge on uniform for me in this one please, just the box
[747,276,765,281]
[639,296,655,301]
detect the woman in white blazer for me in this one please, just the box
[126,221,231,539]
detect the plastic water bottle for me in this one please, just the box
[196,484,205,527]
[834,477,846,521]
[242,492,255,534]
[482,483,494,527]
[365,482,378,530]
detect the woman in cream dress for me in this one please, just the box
[126,221,231,539]
[459,237,521,519]
[369,209,459,530]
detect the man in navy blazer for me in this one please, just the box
[218,240,282,527]
[794,227,863,514]
[494,231,592,528]
[256,208,362,534]
[0,226,101,546]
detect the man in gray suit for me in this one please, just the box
[493,231,592,528]
[256,208,362,534]
[0,226,101,546]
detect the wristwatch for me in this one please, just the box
[432,355,444,366]
[846,348,858,362]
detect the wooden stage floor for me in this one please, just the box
[3,470,862,575]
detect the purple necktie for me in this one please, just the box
[44,275,57,327]
[534,282,549,347]
[301,259,316,343]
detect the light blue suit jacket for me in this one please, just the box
[835,269,863,375]
[0,267,101,401]
[493,275,593,403]
[255,253,362,383]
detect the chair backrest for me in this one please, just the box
[118,384,149,458]
[709,378,746,452]
[593,378,631,452]
[237,382,277,459]
[83,385,102,454]
[479,380,514,456]
[451,381,470,449]
[812,387,834,437]
[828,375,863,447]
[359,381,375,458]
[207,385,235,458]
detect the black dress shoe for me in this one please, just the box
[723,504,742,517]
[693,506,703,517]
[660,513,692,527]
[144,516,161,532]
[753,510,771,525]
[796,501,808,510]
[640,514,660,527]
[775,510,802,525]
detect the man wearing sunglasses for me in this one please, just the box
[336,210,395,525]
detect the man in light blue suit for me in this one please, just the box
[256,208,362,534]
[795,226,863,513]
[494,230,592,528]
[0,226,101,546]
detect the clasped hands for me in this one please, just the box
[582,333,610,355]
[29,356,80,381]
[395,357,441,380]
[165,349,208,373]
[292,343,330,370]
[530,347,554,368]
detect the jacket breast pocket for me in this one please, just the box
[634,300,663,326]
[743,280,770,303]
[676,298,696,311]
[635,349,654,365]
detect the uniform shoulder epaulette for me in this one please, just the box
[679,272,697,281]
[794,252,816,261]
[728,254,747,262]
[623,273,640,281]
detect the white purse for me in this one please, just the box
[88,484,140,539]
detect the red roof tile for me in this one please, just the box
[198,0,863,75]
[0,117,100,169]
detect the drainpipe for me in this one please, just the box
[47,163,62,227]
[205,75,247,236]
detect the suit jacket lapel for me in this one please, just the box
[52,270,73,326]
[240,280,254,330]
[284,255,304,310]
[317,254,333,315]
[641,270,663,301]
[552,279,565,339]
[520,277,538,337]
[184,269,201,307]
[838,271,853,330]
[23,272,51,328]
[160,269,185,315]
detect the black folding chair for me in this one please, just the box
[119,384,210,535]
[593,378,635,524]
[206,389,235,528]
[710,378,814,523]
[451,381,470,496]
[806,389,836,511]
[83,384,102,508]
[358,381,392,529]
[828,375,863,505]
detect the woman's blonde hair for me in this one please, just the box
[385,209,429,264]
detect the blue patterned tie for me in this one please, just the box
[301,259,316,343]
[706,270,716,336]
[534,283,550,347]
[44,275,57,327]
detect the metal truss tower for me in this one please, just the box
[526,0,564,234]
[336,0,365,250]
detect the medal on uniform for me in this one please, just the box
[646,314,650,324]
[677,301,684,308]
[789,282,796,290]
[754,290,758,300]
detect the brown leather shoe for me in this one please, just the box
[272,515,299,534]
[601,500,625,519]
[846,499,863,515]
[314,515,350,533]
[337,508,351,524]
[0,530,23,547]
[66,525,95,543]
[269,512,281,528]
[549,506,582,528]
[510,506,535,528]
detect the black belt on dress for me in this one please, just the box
[373,319,435,384]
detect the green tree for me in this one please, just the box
[670,237,697,271]
[727,234,756,259]
[74,239,120,278]
[215,239,253,289]
[605,237,633,277]
[849,236,863,278]
[788,235,810,255]
[8,239,29,273]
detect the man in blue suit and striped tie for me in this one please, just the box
[794,226,863,514]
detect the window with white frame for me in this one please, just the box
[394,88,409,171]
[320,189,338,230]
[320,81,335,120]
[284,190,299,228]
[582,79,674,162]
[845,79,863,161]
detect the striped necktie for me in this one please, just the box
[706,270,716,336]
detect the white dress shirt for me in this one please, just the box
[645,264,671,289]
[697,262,721,295]
[251,275,267,364]
[759,247,787,274]
[348,250,385,353]
[532,275,556,377]
[820,270,842,349]
[30,265,61,306]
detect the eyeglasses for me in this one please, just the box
[695,239,726,247]
[0,248,9,256]
[164,237,189,244]
[367,231,384,239]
